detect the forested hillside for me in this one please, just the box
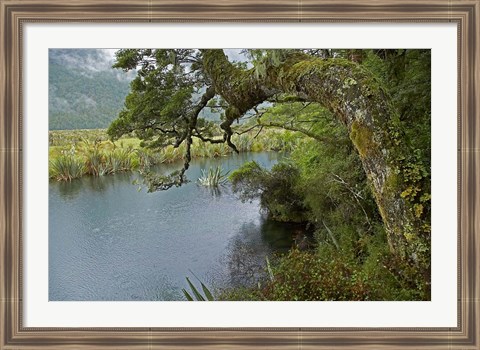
[49,49,133,130]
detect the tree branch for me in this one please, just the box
[329,173,372,229]
[143,86,216,191]
[256,120,333,143]
[192,131,225,144]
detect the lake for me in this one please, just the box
[49,151,298,301]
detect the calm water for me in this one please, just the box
[49,152,298,301]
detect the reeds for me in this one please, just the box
[104,148,135,174]
[84,146,103,176]
[49,154,86,181]
[49,141,139,181]
[197,166,229,187]
[231,134,253,152]
[159,145,185,163]
[49,128,300,181]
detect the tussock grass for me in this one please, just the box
[197,166,229,187]
[49,128,299,181]
[49,154,86,181]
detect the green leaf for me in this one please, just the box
[182,288,194,301]
[186,277,205,301]
[187,270,215,301]
[200,282,215,301]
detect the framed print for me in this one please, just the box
[1,0,479,349]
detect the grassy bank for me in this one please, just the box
[49,128,302,181]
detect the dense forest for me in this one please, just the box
[105,49,431,301]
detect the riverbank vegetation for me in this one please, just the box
[49,128,302,181]
[223,109,424,300]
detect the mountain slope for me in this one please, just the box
[49,49,133,130]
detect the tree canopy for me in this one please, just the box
[108,49,431,296]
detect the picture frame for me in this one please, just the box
[1,0,478,348]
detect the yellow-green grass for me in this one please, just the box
[49,128,303,181]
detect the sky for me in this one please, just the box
[103,48,248,64]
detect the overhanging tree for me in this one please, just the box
[109,49,430,275]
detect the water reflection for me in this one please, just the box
[211,215,312,290]
[53,171,138,200]
[55,179,83,200]
[196,183,227,198]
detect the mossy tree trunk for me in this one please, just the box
[201,49,429,269]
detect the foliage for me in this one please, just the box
[259,247,418,301]
[49,128,296,182]
[182,276,215,301]
[221,49,432,299]
[49,152,86,181]
[50,136,139,181]
[230,161,307,222]
[108,49,202,145]
[197,166,229,187]
[361,50,431,287]
[223,117,411,300]
[218,225,426,301]
[363,49,431,224]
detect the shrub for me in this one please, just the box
[49,154,86,181]
[230,161,308,222]
[237,245,417,301]
[84,148,103,176]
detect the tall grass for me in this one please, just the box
[49,154,86,181]
[49,139,138,180]
[83,143,104,176]
[159,145,185,163]
[104,148,135,174]
[49,128,301,181]
[197,166,229,187]
[136,148,161,169]
[191,142,230,158]
[231,134,253,152]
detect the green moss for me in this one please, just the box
[413,203,424,218]
[349,120,375,158]
[384,173,399,193]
